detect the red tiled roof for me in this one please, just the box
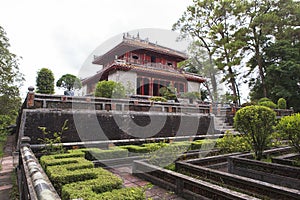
[82,63,205,85]
[93,37,188,65]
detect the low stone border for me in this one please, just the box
[228,147,300,190]
[133,159,258,200]
[271,153,300,166]
[19,145,60,200]
[176,160,300,199]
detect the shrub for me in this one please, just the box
[40,154,85,169]
[69,147,128,160]
[191,139,216,150]
[149,96,167,102]
[94,80,125,98]
[38,120,68,154]
[234,105,276,160]
[216,131,251,153]
[276,113,300,153]
[119,142,168,154]
[62,186,145,200]
[148,142,190,167]
[258,97,277,109]
[277,98,287,109]
[159,86,177,100]
[181,92,201,103]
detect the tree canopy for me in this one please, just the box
[94,80,125,98]
[0,25,24,123]
[56,74,82,92]
[174,0,300,107]
[36,68,55,94]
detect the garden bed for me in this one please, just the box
[228,147,300,190]
[133,159,258,200]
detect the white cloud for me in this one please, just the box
[1,0,192,97]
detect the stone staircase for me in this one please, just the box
[213,107,239,135]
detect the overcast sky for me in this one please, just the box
[1,0,192,97]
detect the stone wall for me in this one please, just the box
[19,109,212,145]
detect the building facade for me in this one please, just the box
[81,34,205,98]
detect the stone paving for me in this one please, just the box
[0,134,16,200]
[109,166,185,200]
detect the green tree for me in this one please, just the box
[56,74,82,92]
[0,25,24,123]
[248,0,300,100]
[234,105,276,160]
[277,98,287,110]
[36,68,55,94]
[173,0,247,105]
[276,113,300,153]
[159,86,177,101]
[94,80,125,98]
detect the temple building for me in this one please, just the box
[81,34,205,98]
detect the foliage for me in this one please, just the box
[277,98,287,109]
[36,68,55,94]
[38,120,68,154]
[159,86,177,101]
[56,74,82,92]
[41,152,145,199]
[234,105,276,160]
[190,139,215,151]
[216,131,251,153]
[149,96,167,102]
[62,186,145,200]
[69,147,128,160]
[0,25,24,123]
[120,142,168,154]
[257,97,277,109]
[276,113,300,153]
[173,0,247,104]
[0,115,12,135]
[248,1,300,109]
[94,80,125,98]
[258,101,277,109]
[148,142,190,167]
[181,92,201,101]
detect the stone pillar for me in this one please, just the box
[26,86,35,108]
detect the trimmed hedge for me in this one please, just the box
[41,151,145,200]
[120,142,169,153]
[62,184,144,200]
[191,139,216,150]
[40,154,86,169]
[69,147,128,160]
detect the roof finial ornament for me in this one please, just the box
[137,32,140,39]
[123,33,125,39]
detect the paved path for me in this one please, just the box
[109,166,185,200]
[0,134,16,200]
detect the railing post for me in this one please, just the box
[26,86,35,108]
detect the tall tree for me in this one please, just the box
[36,68,55,94]
[249,0,300,107]
[173,0,247,105]
[0,25,24,122]
[56,74,82,92]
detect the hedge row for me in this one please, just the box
[40,151,144,200]
[62,180,145,200]
[68,147,128,160]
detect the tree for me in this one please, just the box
[0,25,24,123]
[234,105,276,160]
[36,68,55,94]
[56,74,82,93]
[173,0,247,105]
[94,80,125,98]
[276,113,300,153]
[245,0,300,102]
